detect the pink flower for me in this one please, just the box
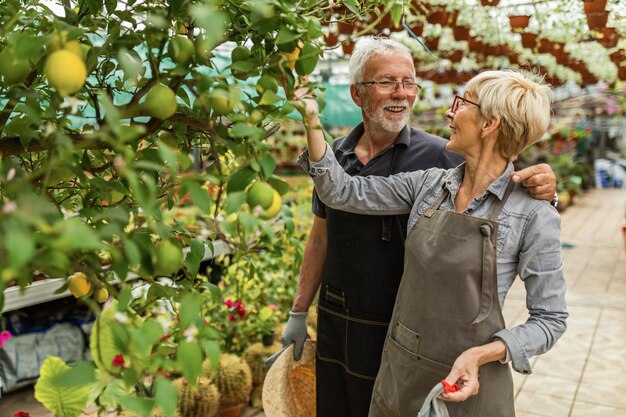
[224,299,234,308]
[111,354,125,368]
[14,412,31,417]
[228,315,236,321]
[0,330,11,348]
[268,304,277,311]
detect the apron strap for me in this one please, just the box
[382,146,404,241]
[472,181,516,325]
[423,188,449,218]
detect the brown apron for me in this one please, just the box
[369,183,516,417]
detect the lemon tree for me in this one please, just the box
[0,0,384,415]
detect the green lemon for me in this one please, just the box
[44,50,87,96]
[208,87,241,115]
[255,74,279,95]
[247,181,275,209]
[231,45,251,62]
[168,36,195,66]
[154,240,184,276]
[158,132,178,148]
[142,85,178,119]
[0,49,31,85]
[258,190,282,220]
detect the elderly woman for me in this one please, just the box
[297,70,567,417]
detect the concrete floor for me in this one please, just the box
[1,188,625,417]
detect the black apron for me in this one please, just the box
[316,146,407,417]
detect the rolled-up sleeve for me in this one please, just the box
[494,204,568,374]
[297,146,427,215]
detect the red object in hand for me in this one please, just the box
[441,379,460,393]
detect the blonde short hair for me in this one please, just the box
[464,70,553,160]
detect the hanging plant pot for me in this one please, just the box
[337,21,355,34]
[426,6,448,25]
[323,32,339,47]
[452,25,470,41]
[445,9,459,27]
[610,49,625,64]
[509,15,531,31]
[507,53,520,65]
[555,51,571,66]
[583,0,607,15]
[447,50,463,62]
[468,37,485,54]
[586,12,608,30]
[409,21,424,36]
[341,40,355,55]
[618,66,626,81]
[597,27,619,48]
[581,71,599,85]
[424,36,440,51]
[538,38,554,54]
[480,0,500,5]
[520,32,538,49]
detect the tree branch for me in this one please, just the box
[0,134,109,157]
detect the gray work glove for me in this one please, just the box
[281,311,308,360]
[417,382,449,417]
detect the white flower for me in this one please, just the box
[183,324,199,342]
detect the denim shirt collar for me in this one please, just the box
[336,122,411,156]
[441,161,515,200]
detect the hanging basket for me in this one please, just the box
[538,38,554,54]
[337,21,355,34]
[554,51,571,66]
[323,32,339,47]
[424,36,440,51]
[520,32,538,49]
[408,21,424,36]
[507,53,520,65]
[618,66,626,81]
[452,25,470,41]
[583,0,607,15]
[447,50,464,62]
[586,12,608,30]
[609,49,625,64]
[509,15,530,31]
[597,27,619,48]
[341,40,355,55]
[426,6,448,25]
[480,0,500,6]
[468,37,485,54]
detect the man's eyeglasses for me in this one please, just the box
[451,95,480,113]
[357,80,421,94]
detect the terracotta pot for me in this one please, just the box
[597,27,618,47]
[341,40,355,55]
[323,32,339,46]
[586,12,608,29]
[618,66,626,81]
[507,53,520,65]
[426,6,448,25]
[423,36,440,51]
[445,9,459,27]
[520,32,538,49]
[468,37,485,54]
[408,21,424,36]
[538,38,554,54]
[554,52,570,66]
[480,0,500,5]
[448,50,463,62]
[452,25,470,41]
[509,15,530,31]
[218,403,245,417]
[337,21,354,34]
[610,49,625,64]
[583,0,607,15]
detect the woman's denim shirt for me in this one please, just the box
[298,145,568,375]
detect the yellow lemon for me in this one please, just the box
[142,85,178,120]
[208,87,241,115]
[94,287,109,303]
[68,272,91,298]
[247,181,274,209]
[258,190,282,220]
[44,50,87,96]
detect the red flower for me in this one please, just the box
[235,300,246,317]
[228,315,236,321]
[111,354,125,368]
[224,299,234,308]
[160,334,170,341]
[14,412,31,417]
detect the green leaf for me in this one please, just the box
[226,167,257,192]
[177,341,203,384]
[189,6,226,49]
[56,218,103,251]
[154,377,179,417]
[52,361,96,387]
[275,27,300,44]
[343,0,360,15]
[259,306,273,321]
[117,287,132,311]
[34,357,90,417]
[132,320,164,359]
[118,396,155,417]
[203,282,221,303]
[179,292,202,328]
[186,181,212,214]
[295,43,320,76]
[224,191,246,214]
[268,176,289,195]
[118,48,142,81]
[259,90,282,105]
[4,223,35,269]
[390,2,403,28]
[259,153,277,179]
[91,302,123,375]
[202,340,221,375]
[229,122,257,138]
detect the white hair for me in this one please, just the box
[348,36,414,85]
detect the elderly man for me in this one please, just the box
[282,36,557,417]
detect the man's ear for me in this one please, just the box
[481,115,501,138]
[350,84,363,108]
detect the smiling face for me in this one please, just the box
[445,94,483,156]
[352,51,417,133]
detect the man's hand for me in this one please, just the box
[281,311,308,360]
[510,163,556,201]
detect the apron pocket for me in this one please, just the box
[346,309,389,379]
[316,300,348,366]
[390,320,420,354]
[324,285,345,309]
[374,335,478,417]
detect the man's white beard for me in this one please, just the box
[363,99,410,133]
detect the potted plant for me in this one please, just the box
[509,15,531,31]
[426,5,448,25]
[452,24,470,41]
[520,32,538,49]
[583,0,607,15]
[586,11,608,29]
[480,0,500,6]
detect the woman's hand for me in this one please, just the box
[439,340,508,402]
[292,78,326,162]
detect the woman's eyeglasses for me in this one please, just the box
[451,95,481,113]
[358,80,421,94]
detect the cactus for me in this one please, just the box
[215,353,253,408]
[243,341,281,386]
[173,376,219,417]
